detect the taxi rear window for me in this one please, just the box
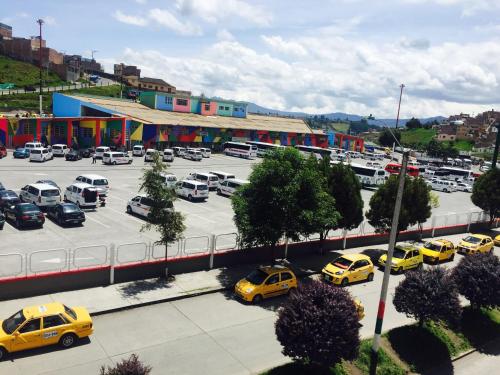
[63,304,77,320]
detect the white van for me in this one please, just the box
[160,172,178,188]
[187,172,219,190]
[29,147,53,162]
[430,179,457,193]
[162,149,174,162]
[199,148,211,158]
[144,149,160,162]
[217,179,249,197]
[126,195,173,219]
[19,183,61,208]
[175,180,209,201]
[102,151,132,165]
[64,182,99,208]
[209,171,236,185]
[75,174,109,196]
[132,145,145,156]
[52,144,68,156]
[184,149,203,161]
[25,142,42,153]
[95,146,110,159]
[173,147,186,157]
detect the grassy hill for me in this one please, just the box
[0,55,66,88]
[400,128,437,146]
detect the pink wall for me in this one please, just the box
[200,101,217,116]
[173,97,191,113]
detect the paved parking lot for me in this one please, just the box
[0,153,481,275]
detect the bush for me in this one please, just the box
[275,280,360,368]
[393,268,461,327]
[451,252,500,309]
[99,354,152,375]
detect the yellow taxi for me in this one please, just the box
[457,234,494,255]
[378,244,423,273]
[420,239,455,264]
[234,265,297,303]
[494,234,500,246]
[0,302,93,360]
[322,254,374,286]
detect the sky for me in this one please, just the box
[2,0,500,118]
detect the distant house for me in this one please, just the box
[437,124,456,141]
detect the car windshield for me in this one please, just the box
[463,236,481,244]
[2,310,26,334]
[93,179,108,186]
[197,185,208,191]
[63,205,79,213]
[393,248,408,259]
[332,257,352,269]
[41,189,60,197]
[19,204,39,212]
[0,191,17,198]
[209,176,218,181]
[424,242,441,251]
[245,269,268,285]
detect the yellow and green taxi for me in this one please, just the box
[0,302,93,360]
[234,265,297,303]
[378,244,423,273]
[322,254,374,286]
[420,239,455,264]
[457,234,494,255]
[493,234,500,246]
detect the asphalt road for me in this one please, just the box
[0,232,494,375]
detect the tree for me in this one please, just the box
[405,117,422,130]
[426,139,443,157]
[393,267,461,327]
[471,169,500,226]
[378,128,401,147]
[140,153,186,276]
[100,354,152,375]
[451,252,500,310]
[366,175,432,235]
[275,280,360,368]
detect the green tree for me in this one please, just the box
[405,117,422,130]
[366,175,432,235]
[471,169,500,226]
[426,139,443,157]
[140,153,186,276]
[378,128,401,147]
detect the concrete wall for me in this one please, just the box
[52,93,82,117]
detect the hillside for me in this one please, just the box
[0,55,66,88]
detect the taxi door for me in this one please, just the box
[357,260,372,281]
[482,238,493,253]
[348,262,362,282]
[10,318,42,352]
[442,244,453,260]
[262,273,280,298]
[40,315,71,345]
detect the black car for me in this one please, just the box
[4,203,45,228]
[47,203,85,226]
[79,148,93,158]
[24,85,36,92]
[0,190,21,211]
[0,182,4,191]
[65,149,82,161]
[0,211,4,230]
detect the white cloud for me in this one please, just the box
[43,16,56,26]
[216,29,235,41]
[113,10,147,26]
[175,0,272,26]
[403,0,500,17]
[261,35,308,57]
[135,0,147,4]
[148,8,202,36]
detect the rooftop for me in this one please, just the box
[65,94,313,133]
[139,77,172,86]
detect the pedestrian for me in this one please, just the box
[92,152,96,164]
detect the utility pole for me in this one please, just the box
[91,50,98,61]
[370,150,409,375]
[395,84,405,129]
[492,121,500,169]
[36,18,44,115]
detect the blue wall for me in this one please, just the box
[232,105,246,118]
[53,93,82,117]
[156,94,174,111]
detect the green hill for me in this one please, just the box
[0,55,66,88]
[401,128,437,146]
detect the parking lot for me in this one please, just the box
[0,152,482,276]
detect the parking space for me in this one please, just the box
[0,152,482,276]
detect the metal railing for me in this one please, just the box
[0,81,118,96]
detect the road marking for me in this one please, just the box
[34,173,48,176]
[85,215,111,228]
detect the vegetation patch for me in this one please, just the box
[353,339,405,375]
[0,55,65,87]
[400,128,436,146]
[261,361,348,375]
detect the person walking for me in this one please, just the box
[92,152,96,164]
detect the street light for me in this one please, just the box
[492,121,500,169]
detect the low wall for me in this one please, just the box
[0,221,492,300]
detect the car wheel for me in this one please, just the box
[15,219,21,228]
[0,224,3,230]
[63,195,68,202]
[113,161,117,165]
[188,194,193,201]
[443,188,448,193]
[341,278,349,287]
[126,205,132,214]
[217,189,221,195]
[252,294,263,304]
[59,333,77,348]
[450,254,455,261]
[395,267,402,274]
[367,273,374,282]
[287,287,296,296]
[0,346,7,361]
[417,263,423,270]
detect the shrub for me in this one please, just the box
[99,354,152,375]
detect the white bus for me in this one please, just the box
[435,167,474,181]
[223,142,257,159]
[348,162,388,187]
[246,141,284,157]
[295,145,335,160]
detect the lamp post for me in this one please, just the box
[395,84,405,129]
[36,18,44,115]
[492,121,500,169]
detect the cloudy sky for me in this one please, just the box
[3,0,500,118]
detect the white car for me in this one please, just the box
[162,149,174,162]
[430,179,457,193]
[175,180,209,201]
[52,144,68,157]
[64,183,99,208]
[132,145,145,156]
[217,179,249,197]
[173,147,186,157]
[102,151,132,165]
[74,174,109,196]
[19,183,61,208]
[184,149,202,161]
[94,146,110,159]
[209,171,236,184]
[455,182,473,193]
[144,149,160,162]
[24,142,43,153]
[367,161,382,168]
[127,195,173,219]
[187,172,219,190]
[199,148,211,158]
[29,147,53,162]
[160,172,178,188]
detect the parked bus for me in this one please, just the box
[436,167,474,181]
[246,141,284,157]
[385,163,419,177]
[295,145,335,160]
[223,142,257,159]
[348,162,388,187]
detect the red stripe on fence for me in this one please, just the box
[0,265,111,284]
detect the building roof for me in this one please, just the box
[139,77,172,86]
[65,94,313,133]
